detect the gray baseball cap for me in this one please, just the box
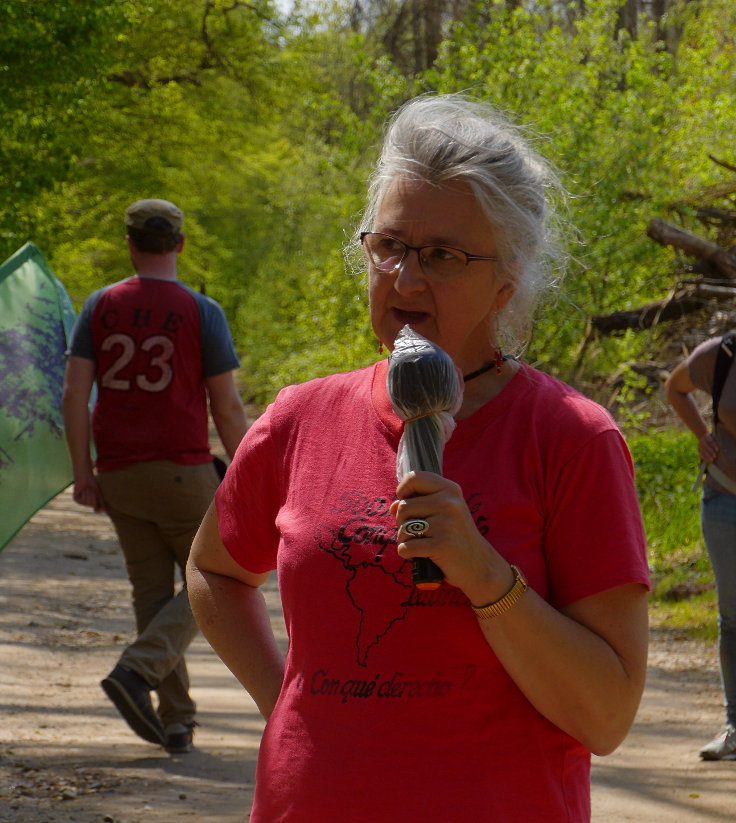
[125,199,184,232]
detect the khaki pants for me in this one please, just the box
[98,460,219,726]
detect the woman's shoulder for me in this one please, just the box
[243,364,379,453]
[688,336,722,363]
[265,363,379,424]
[513,365,634,475]
[686,336,724,394]
[687,336,724,369]
[519,363,618,434]
[278,363,376,399]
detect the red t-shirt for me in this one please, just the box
[69,277,239,471]
[216,360,649,822]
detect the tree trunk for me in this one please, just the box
[411,0,424,73]
[591,291,705,335]
[591,281,736,335]
[424,0,442,68]
[646,218,736,279]
[615,0,637,40]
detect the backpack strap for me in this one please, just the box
[713,332,736,425]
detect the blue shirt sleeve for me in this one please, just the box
[66,290,105,360]
[193,291,241,377]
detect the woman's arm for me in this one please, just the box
[664,359,718,463]
[392,471,648,756]
[477,579,648,756]
[186,502,285,719]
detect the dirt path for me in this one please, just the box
[1,489,734,822]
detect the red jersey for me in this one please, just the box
[68,277,239,471]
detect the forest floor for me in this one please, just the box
[1,488,735,822]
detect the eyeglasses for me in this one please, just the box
[360,231,497,281]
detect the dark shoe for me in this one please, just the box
[101,665,165,746]
[164,722,196,754]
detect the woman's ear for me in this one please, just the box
[494,280,516,313]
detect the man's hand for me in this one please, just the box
[73,470,106,513]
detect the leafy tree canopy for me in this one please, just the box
[2,0,734,409]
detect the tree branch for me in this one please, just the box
[591,281,736,335]
[108,70,202,88]
[708,154,736,174]
[646,217,736,279]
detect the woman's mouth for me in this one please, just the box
[393,308,429,324]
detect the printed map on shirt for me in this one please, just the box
[314,488,474,666]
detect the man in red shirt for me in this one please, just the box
[63,199,248,753]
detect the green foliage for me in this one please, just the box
[629,429,702,560]
[0,0,406,403]
[7,0,730,404]
[13,0,287,302]
[0,2,733,415]
[428,1,672,369]
[649,592,718,642]
[628,429,716,639]
[0,0,130,255]
[425,0,736,385]
[239,248,376,403]
[231,16,409,401]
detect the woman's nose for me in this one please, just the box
[393,248,427,293]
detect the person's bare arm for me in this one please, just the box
[187,502,284,719]
[206,371,249,460]
[476,581,648,755]
[393,471,648,756]
[62,356,105,512]
[664,359,717,462]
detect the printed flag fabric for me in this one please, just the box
[0,243,77,553]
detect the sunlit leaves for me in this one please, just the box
[429,0,736,382]
[2,0,734,405]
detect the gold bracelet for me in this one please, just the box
[471,566,528,620]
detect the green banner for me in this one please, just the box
[0,243,77,552]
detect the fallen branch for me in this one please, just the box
[708,154,736,174]
[647,217,736,279]
[591,281,736,335]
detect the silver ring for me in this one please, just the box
[401,518,430,538]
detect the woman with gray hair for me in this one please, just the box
[187,94,650,822]
[359,94,564,356]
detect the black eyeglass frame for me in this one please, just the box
[360,231,498,277]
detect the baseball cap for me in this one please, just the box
[125,199,184,232]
